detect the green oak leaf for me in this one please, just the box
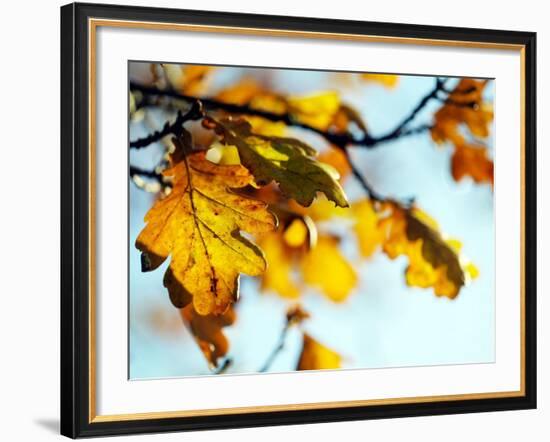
[209,118,349,208]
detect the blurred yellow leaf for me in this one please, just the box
[289,194,350,222]
[301,235,357,302]
[283,218,310,248]
[215,79,365,134]
[162,64,214,95]
[297,333,341,370]
[215,78,264,105]
[260,215,356,302]
[361,73,399,88]
[287,92,340,130]
[352,199,386,258]
[181,304,235,368]
[136,130,276,315]
[259,232,301,299]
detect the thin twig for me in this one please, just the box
[259,322,292,373]
[340,149,385,203]
[369,78,449,145]
[212,358,232,375]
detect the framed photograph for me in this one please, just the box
[60,2,536,438]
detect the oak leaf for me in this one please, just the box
[297,333,341,370]
[431,79,494,184]
[379,204,478,298]
[451,143,494,185]
[208,118,349,208]
[181,304,235,368]
[136,130,276,316]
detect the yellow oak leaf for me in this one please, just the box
[181,304,236,368]
[297,333,341,370]
[136,130,276,316]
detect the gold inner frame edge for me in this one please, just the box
[87,18,527,423]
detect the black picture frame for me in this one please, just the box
[61,2,537,438]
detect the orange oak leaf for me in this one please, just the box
[451,143,494,185]
[431,79,494,184]
[136,130,276,316]
[181,304,236,368]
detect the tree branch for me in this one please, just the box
[129,100,204,148]
[129,78,452,205]
[130,80,449,151]
[129,165,162,181]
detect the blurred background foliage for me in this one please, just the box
[128,63,494,378]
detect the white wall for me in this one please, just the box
[0,0,546,440]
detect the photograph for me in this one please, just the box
[128,62,495,379]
